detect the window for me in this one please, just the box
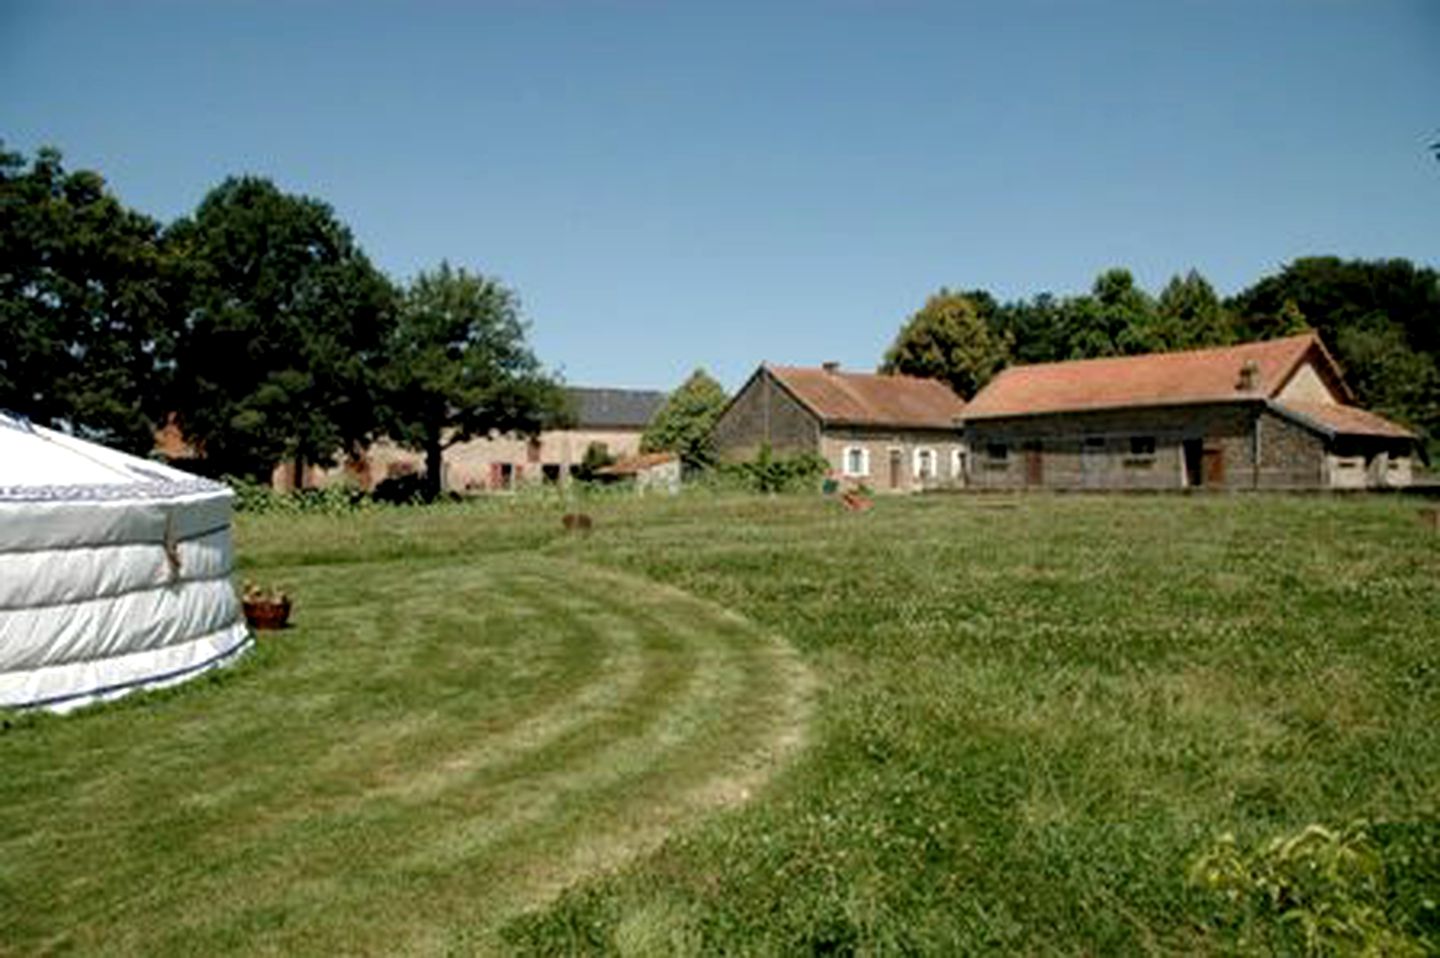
[952,448,967,479]
[914,447,936,480]
[986,442,1008,462]
[1125,436,1156,468]
[843,446,869,477]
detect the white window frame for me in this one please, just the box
[842,445,870,478]
[952,448,966,479]
[913,447,936,481]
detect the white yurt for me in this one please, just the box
[0,412,251,712]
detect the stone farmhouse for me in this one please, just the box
[273,386,666,492]
[961,332,1419,491]
[712,362,968,492]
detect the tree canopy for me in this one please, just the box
[382,262,566,500]
[880,290,1010,399]
[641,368,729,470]
[0,144,173,453]
[1151,270,1235,352]
[165,176,398,481]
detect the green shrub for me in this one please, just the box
[720,445,828,494]
[224,475,372,515]
[1189,822,1432,956]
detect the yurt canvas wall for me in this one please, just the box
[0,413,251,712]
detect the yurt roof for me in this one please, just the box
[0,412,223,501]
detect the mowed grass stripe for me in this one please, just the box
[304,570,655,800]
[402,562,812,861]
[0,555,813,956]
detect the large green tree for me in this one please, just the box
[382,262,566,500]
[0,144,174,452]
[166,176,396,481]
[881,289,1010,398]
[1152,270,1235,351]
[991,292,1067,366]
[1062,268,1160,359]
[641,368,728,470]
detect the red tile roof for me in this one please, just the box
[963,333,1322,419]
[767,365,966,429]
[596,451,678,476]
[1275,401,1415,439]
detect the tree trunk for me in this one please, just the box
[424,434,444,502]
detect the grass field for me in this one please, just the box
[2,492,1437,954]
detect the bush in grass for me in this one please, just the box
[371,471,433,505]
[721,445,828,494]
[1189,822,1431,956]
[225,475,372,514]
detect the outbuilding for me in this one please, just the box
[712,362,968,492]
[961,333,1418,490]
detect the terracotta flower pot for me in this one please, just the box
[243,597,292,630]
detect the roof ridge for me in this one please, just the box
[767,363,947,384]
[997,332,1316,374]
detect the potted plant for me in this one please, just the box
[241,582,292,630]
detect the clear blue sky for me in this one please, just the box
[4,1,1436,391]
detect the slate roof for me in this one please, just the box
[565,387,667,430]
[963,333,1324,419]
[766,365,966,429]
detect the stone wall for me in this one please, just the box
[818,428,965,492]
[964,403,1332,491]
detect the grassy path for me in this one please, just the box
[0,555,813,955]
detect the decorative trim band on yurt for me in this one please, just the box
[0,478,228,502]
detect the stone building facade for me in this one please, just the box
[272,386,666,493]
[962,333,1417,491]
[712,362,967,492]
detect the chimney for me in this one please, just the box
[1236,360,1259,392]
[822,361,840,374]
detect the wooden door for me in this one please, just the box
[1202,446,1225,486]
[888,449,903,489]
[1025,448,1043,486]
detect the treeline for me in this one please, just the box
[0,144,563,499]
[884,263,1439,455]
[7,141,1436,483]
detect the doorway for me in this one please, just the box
[1183,439,1204,487]
[1024,442,1043,487]
[1203,446,1225,485]
[888,449,903,489]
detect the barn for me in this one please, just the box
[961,332,1418,491]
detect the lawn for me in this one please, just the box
[2,492,1437,954]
